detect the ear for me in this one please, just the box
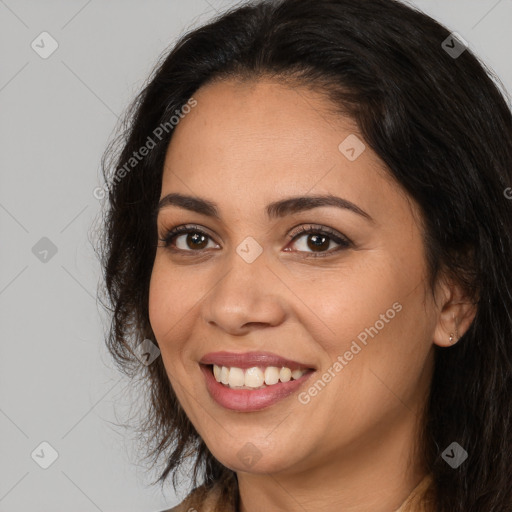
[432,275,477,348]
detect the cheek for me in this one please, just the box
[148,257,208,381]
[148,260,189,365]
[148,263,170,339]
[304,252,431,401]
[148,264,196,409]
[148,258,192,335]
[290,256,420,354]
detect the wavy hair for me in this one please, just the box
[96,0,512,510]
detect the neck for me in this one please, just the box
[236,409,429,512]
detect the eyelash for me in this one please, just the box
[158,224,352,258]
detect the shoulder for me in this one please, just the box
[159,480,236,512]
[394,474,436,512]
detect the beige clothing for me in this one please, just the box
[164,473,435,512]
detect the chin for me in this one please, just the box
[205,435,305,475]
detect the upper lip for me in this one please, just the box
[199,351,316,370]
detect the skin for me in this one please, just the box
[148,77,476,512]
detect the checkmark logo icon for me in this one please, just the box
[441,32,468,59]
[441,442,468,468]
[134,339,161,366]
[236,237,263,263]
[31,441,59,469]
[31,31,58,59]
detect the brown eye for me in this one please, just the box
[304,233,331,252]
[160,225,218,252]
[287,225,351,257]
[180,232,209,250]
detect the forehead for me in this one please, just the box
[160,78,397,220]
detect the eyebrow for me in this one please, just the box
[156,192,373,222]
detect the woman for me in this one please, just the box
[97,0,512,510]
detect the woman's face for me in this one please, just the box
[149,78,443,476]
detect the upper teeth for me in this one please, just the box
[213,365,308,389]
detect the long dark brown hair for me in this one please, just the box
[95,0,512,510]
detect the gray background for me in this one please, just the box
[1,1,511,511]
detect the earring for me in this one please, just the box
[449,325,460,344]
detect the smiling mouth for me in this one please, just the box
[204,363,315,390]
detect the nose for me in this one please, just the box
[201,248,287,336]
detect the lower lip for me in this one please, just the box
[200,364,315,412]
